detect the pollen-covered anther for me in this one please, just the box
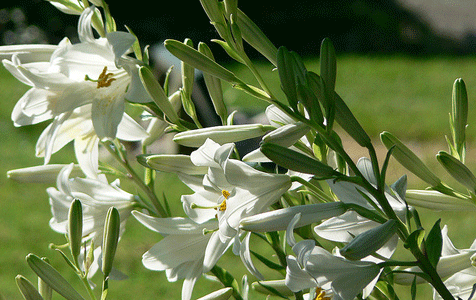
[96,66,116,88]
[314,287,331,300]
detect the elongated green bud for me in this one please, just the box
[450,78,468,161]
[437,151,476,193]
[102,207,121,277]
[320,38,337,93]
[260,142,341,178]
[198,0,228,39]
[68,199,83,263]
[236,9,277,66]
[380,131,441,187]
[26,254,84,300]
[261,122,310,148]
[16,275,44,300]
[198,42,227,123]
[137,154,208,175]
[173,124,274,147]
[340,219,397,260]
[139,66,179,123]
[164,39,239,84]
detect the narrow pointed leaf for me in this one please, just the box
[425,219,442,268]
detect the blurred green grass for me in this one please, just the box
[2,53,476,299]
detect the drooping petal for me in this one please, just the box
[91,94,125,139]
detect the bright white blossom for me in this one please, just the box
[3,7,151,138]
[180,138,292,272]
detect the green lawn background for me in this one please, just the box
[2,53,476,299]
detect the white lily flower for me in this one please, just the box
[132,210,218,300]
[433,266,476,300]
[314,157,407,261]
[46,164,135,277]
[285,214,381,300]
[394,225,476,286]
[35,104,147,178]
[180,138,292,273]
[2,6,151,140]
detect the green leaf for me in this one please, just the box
[404,228,425,250]
[277,46,307,111]
[411,276,417,300]
[250,250,285,272]
[260,142,341,179]
[425,219,442,268]
[253,282,290,299]
[26,254,84,300]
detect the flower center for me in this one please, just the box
[85,66,116,88]
[313,287,331,300]
[190,189,231,212]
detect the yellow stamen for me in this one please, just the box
[314,287,331,300]
[96,66,116,88]
[218,199,226,211]
[222,190,230,199]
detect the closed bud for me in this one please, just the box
[260,142,341,178]
[7,164,83,184]
[437,151,476,193]
[15,275,43,300]
[137,154,208,175]
[262,122,310,148]
[173,124,274,147]
[451,78,468,160]
[26,254,84,300]
[101,207,121,277]
[406,189,476,211]
[340,219,397,261]
[164,39,239,84]
[380,131,441,187]
[68,199,83,263]
[236,9,277,66]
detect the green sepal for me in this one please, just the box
[424,218,442,268]
[16,275,44,300]
[26,254,84,300]
[260,142,341,179]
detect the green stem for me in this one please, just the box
[80,276,97,300]
[102,141,167,217]
[290,176,334,203]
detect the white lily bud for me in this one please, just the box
[138,154,208,175]
[406,189,476,211]
[262,122,309,147]
[196,287,233,300]
[102,207,121,277]
[240,202,346,232]
[173,124,274,147]
[7,164,83,184]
